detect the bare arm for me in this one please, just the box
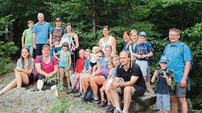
[35,63,48,77]
[151,70,158,83]
[112,36,116,55]
[67,54,72,70]
[49,34,52,47]
[54,52,60,60]
[49,64,58,77]
[120,76,138,87]
[21,35,25,48]
[99,39,102,51]
[15,67,33,75]
[74,34,79,49]
[33,33,36,49]
[180,61,191,87]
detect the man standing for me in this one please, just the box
[33,13,51,56]
[110,51,146,113]
[49,17,66,56]
[163,28,192,113]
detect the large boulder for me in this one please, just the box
[0,88,58,113]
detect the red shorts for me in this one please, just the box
[95,73,103,76]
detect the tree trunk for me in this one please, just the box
[10,23,14,42]
[5,28,9,42]
[92,0,96,35]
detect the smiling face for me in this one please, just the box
[42,46,50,57]
[66,25,72,33]
[130,33,138,42]
[112,57,120,67]
[108,61,114,69]
[21,48,30,59]
[159,62,168,70]
[169,31,180,44]
[55,21,62,27]
[123,33,130,42]
[37,14,44,23]
[139,36,146,44]
[105,47,112,57]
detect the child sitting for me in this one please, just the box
[74,49,91,97]
[151,55,174,113]
[89,46,100,74]
[68,49,86,93]
[54,42,71,90]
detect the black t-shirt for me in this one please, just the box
[116,62,146,88]
[156,69,174,94]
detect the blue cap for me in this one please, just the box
[159,55,169,63]
[139,31,147,37]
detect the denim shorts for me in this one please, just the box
[156,94,170,111]
[135,60,148,76]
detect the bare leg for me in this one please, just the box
[66,76,70,87]
[83,75,91,92]
[79,75,83,91]
[72,74,80,89]
[111,88,122,108]
[105,86,115,106]
[15,71,22,88]
[0,79,17,95]
[60,69,64,85]
[179,97,188,113]
[20,72,29,85]
[170,95,178,113]
[90,76,105,99]
[100,86,105,101]
[123,86,135,112]
[146,82,155,94]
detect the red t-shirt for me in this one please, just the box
[75,57,86,73]
[34,56,58,78]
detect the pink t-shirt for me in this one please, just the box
[34,56,58,78]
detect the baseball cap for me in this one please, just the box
[139,31,147,37]
[159,55,169,63]
[55,18,62,22]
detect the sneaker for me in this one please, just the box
[73,88,79,93]
[99,99,107,107]
[74,91,82,97]
[67,88,74,94]
[60,86,64,91]
[107,105,115,112]
[113,109,122,113]
[152,105,158,111]
[106,105,112,110]
[91,98,99,104]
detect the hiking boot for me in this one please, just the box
[99,99,107,107]
[152,105,158,111]
[113,109,122,113]
[107,105,115,112]
[91,98,99,104]
[74,91,82,97]
[60,86,64,91]
[67,88,74,94]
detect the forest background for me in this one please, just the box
[0,0,201,111]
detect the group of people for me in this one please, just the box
[0,12,193,113]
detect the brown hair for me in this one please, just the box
[20,48,32,70]
[123,31,129,36]
[42,45,50,50]
[105,45,112,51]
[112,54,120,60]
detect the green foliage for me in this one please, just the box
[0,41,18,75]
[0,15,15,36]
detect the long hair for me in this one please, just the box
[21,47,32,70]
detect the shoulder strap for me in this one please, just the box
[40,55,54,64]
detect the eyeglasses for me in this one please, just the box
[169,35,179,37]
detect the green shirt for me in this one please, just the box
[23,28,33,46]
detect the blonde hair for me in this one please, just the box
[42,45,50,50]
[105,45,112,51]
[112,54,120,60]
[85,49,91,53]
[130,29,138,36]
[20,48,32,70]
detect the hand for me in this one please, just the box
[33,44,37,49]
[72,47,76,51]
[180,78,187,87]
[161,71,168,79]
[103,81,107,85]
[154,70,159,76]
[109,82,118,90]
[15,67,22,72]
[137,55,142,59]
[142,55,147,59]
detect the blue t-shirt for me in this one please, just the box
[133,42,152,61]
[156,69,174,94]
[123,42,133,51]
[32,21,51,44]
[163,41,192,83]
[85,59,90,70]
[59,51,70,68]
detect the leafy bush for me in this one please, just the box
[0,41,18,75]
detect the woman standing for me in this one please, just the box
[99,26,116,56]
[0,48,34,95]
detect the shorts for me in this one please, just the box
[156,94,170,111]
[172,82,187,97]
[135,60,148,76]
[28,73,34,85]
[95,73,107,79]
[146,66,150,82]
[81,73,89,77]
[90,62,97,67]
[35,74,56,87]
[121,85,146,98]
[59,67,70,77]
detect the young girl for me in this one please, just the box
[54,42,71,90]
[89,46,100,74]
[0,48,34,95]
[99,60,115,107]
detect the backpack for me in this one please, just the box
[40,55,54,64]
[83,86,93,101]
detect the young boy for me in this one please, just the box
[133,31,155,94]
[68,49,86,94]
[21,20,34,56]
[151,55,174,113]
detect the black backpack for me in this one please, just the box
[83,86,93,101]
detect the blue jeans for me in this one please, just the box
[24,45,33,56]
